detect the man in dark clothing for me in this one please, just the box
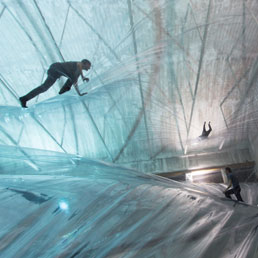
[199,121,212,139]
[19,59,91,108]
[224,167,244,202]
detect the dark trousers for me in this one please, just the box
[225,186,244,202]
[21,68,73,101]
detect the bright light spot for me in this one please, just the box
[184,145,188,155]
[59,201,69,211]
[219,139,225,150]
[192,138,200,145]
[24,160,40,171]
[186,168,219,182]
[190,169,216,176]
[186,173,193,182]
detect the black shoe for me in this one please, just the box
[19,97,27,108]
[59,86,71,95]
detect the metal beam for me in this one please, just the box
[31,113,75,165]
[68,2,121,62]
[92,69,129,128]
[186,0,211,141]
[114,0,164,162]
[0,5,5,19]
[0,124,40,171]
[5,4,46,68]
[156,161,255,179]
[229,58,258,124]
[59,5,70,48]
[127,0,152,158]
[0,74,18,102]
[219,66,251,128]
[134,2,198,75]
[68,105,79,155]
[33,0,64,61]
[189,4,203,42]
[80,100,113,161]
[60,104,67,147]
[181,4,194,99]
[221,2,258,127]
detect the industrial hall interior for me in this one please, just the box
[0,0,258,257]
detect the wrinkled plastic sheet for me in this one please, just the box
[0,158,258,258]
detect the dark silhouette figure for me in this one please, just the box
[199,121,212,139]
[224,167,244,202]
[19,59,91,108]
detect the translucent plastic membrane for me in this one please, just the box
[0,0,258,167]
[1,1,258,257]
[0,157,258,258]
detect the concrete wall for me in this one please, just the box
[123,147,253,174]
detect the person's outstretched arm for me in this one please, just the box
[224,178,232,193]
[78,63,89,82]
[73,82,88,96]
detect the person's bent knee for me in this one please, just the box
[59,85,71,95]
